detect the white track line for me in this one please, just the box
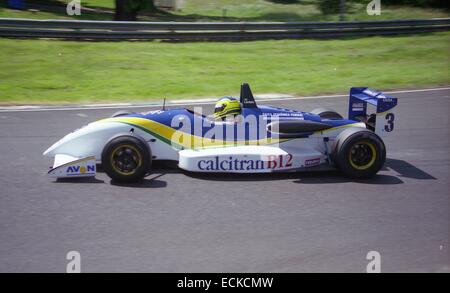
[0,86,449,113]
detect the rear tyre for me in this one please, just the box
[310,108,343,120]
[101,135,151,183]
[111,110,135,118]
[333,129,386,179]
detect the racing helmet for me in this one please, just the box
[213,96,241,120]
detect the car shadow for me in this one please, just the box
[55,177,105,184]
[185,169,404,185]
[110,173,167,188]
[185,170,304,181]
[293,171,404,185]
[383,158,437,180]
[66,158,435,186]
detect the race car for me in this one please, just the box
[43,83,397,182]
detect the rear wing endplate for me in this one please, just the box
[348,87,398,136]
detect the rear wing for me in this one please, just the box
[348,87,398,136]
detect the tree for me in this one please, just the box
[318,0,345,15]
[381,0,449,8]
[114,0,157,21]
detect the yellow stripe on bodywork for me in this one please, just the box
[99,117,285,150]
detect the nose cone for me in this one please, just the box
[42,123,93,157]
[43,148,51,156]
[42,128,80,157]
[43,139,63,156]
[42,119,136,159]
[42,146,53,157]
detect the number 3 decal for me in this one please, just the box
[384,113,395,132]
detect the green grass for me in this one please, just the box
[0,32,449,104]
[0,0,449,21]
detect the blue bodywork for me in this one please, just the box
[124,104,355,142]
[116,84,395,141]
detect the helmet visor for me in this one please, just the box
[214,104,226,114]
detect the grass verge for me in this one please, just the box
[0,32,449,104]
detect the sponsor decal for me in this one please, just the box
[66,165,95,174]
[197,155,293,171]
[262,112,303,117]
[352,102,365,111]
[142,110,164,115]
[243,98,255,105]
[305,157,321,167]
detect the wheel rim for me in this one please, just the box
[348,141,377,170]
[110,144,142,176]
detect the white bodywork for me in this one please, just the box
[44,120,180,178]
[43,116,367,178]
[44,120,178,158]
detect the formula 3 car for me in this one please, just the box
[43,83,397,182]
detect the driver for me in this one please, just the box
[213,96,242,121]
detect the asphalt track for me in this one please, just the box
[0,89,449,273]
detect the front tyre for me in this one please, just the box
[101,135,151,182]
[333,129,386,179]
